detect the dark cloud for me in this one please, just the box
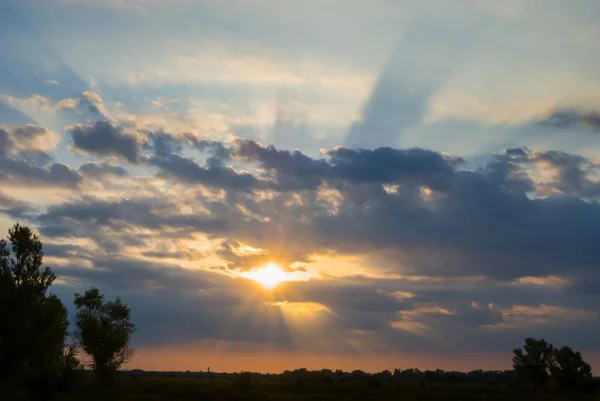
[236,139,328,190]
[235,139,463,191]
[326,146,463,188]
[31,140,600,285]
[36,195,229,250]
[4,131,600,355]
[0,190,32,219]
[78,161,128,179]
[69,120,140,163]
[148,133,260,191]
[539,108,600,132]
[532,150,600,197]
[0,126,81,187]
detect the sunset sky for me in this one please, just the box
[2,0,600,373]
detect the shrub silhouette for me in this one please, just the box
[60,343,85,391]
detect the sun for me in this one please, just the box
[243,262,291,289]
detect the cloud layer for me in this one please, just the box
[2,0,600,372]
[2,118,599,367]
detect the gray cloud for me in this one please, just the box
[0,124,60,154]
[0,191,32,219]
[78,161,128,179]
[5,129,600,355]
[235,139,463,191]
[539,108,600,133]
[31,139,600,284]
[69,120,140,163]
[0,126,81,187]
[148,134,259,192]
[531,150,600,197]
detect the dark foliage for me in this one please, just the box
[73,287,136,383]
[0,223,69,396]
[513,337,592,392]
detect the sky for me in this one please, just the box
[1,0,600,373]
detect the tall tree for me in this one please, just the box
[551,346,592,391]
[73,287,135,383]
[0,223,68,388]
[513,338,593,392]
[512,337,555,390]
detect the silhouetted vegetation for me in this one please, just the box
[0,223,135,399]
[73,287,136,383]
[0,223,69,398]
[513,337,592,393]
[0,223,598,400]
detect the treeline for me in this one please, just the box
[0,223,596,399]
[0,223,135,399]
[122,362,595,393]
[280,368,518,384]
[127,367,518,384]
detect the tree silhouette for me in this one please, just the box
[513,337,593,392]
[551,345,592,391]
[0,223,68,392]
[73,287,135,383]
[512,338,555,391]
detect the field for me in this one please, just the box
[53,375,600,401]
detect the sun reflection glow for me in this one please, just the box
[243,262,294,289]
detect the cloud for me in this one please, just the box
[0,157,81,188]
[147,133,259,191]
[49,254,297,347]
[2,0,600,366]
[1,94,80,114]
[28,133,600,286]
[235,139,463,191]
[78,161,128,179]
[539,108,600,133]
[0,124,61,154]
[530,150,600,197]
[54,0,189,10]
[0,124,81,188]
[0,190,32,219]
[81,90,109,117]
[3,121,600,356]
[68,120,141,162]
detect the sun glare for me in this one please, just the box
[243,262,292,289]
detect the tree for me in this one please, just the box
[512,338,555,390]
[73,287,135,382]
[513,338,593,392]
[551,346,592,391]
[0,223,68,390]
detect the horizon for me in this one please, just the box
[1,0,600,375]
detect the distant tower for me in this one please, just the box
[208,367,210,373]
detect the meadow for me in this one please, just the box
[52,372,600,401]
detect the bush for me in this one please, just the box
[59,344,85,392]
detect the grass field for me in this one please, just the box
[52,375,600,401]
